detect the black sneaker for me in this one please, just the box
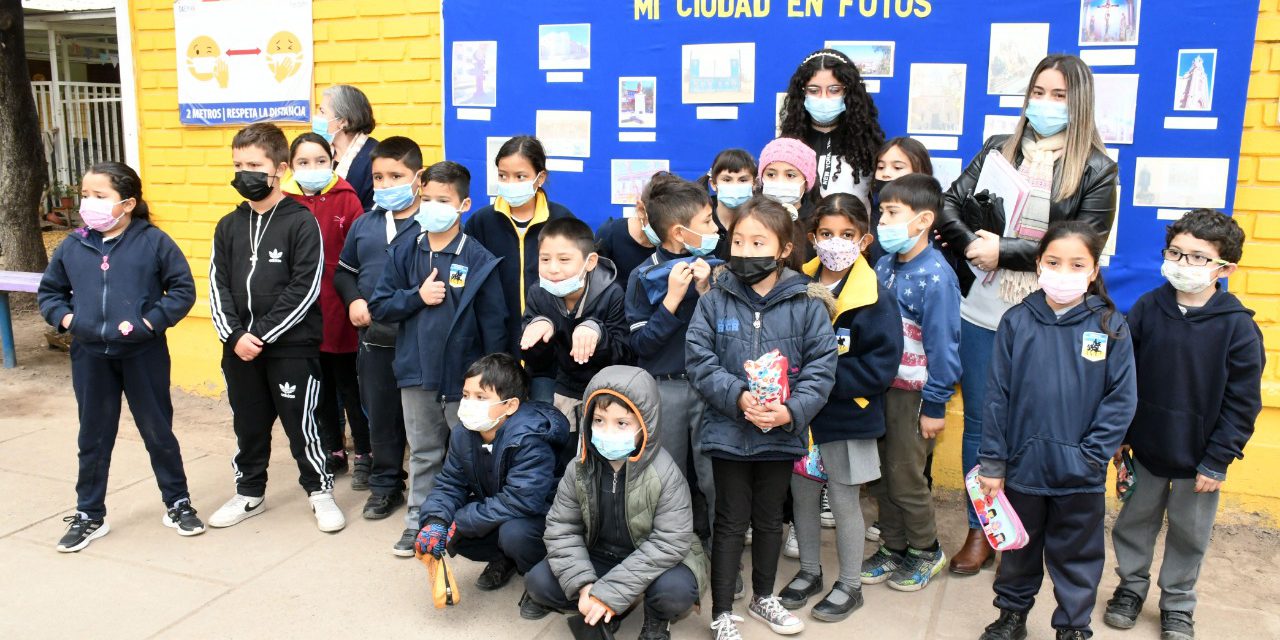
[1160,610,1195,640]
[363,491,405,520]
[392,528,418,557]
[778,569,823,610]
[519,590,553,620]
[162,500,206,536]
[476,556,517,591]
[56,513,109,552]
[980,609,1029,640]
[350,454,371,491]
[328,450,349,475]
[1104,588,1143,629]
[1055,630,1091,640]
[639,604,672,639]
[811,580,864,623]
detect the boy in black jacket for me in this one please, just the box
[207,123,344,533]
[1105,209,1264,640]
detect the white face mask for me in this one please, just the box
[761,180,804,205]
[1161,260,1222,294]
[457,398,512,433]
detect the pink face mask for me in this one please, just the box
[814,236,861,272]
[79,197,126,232]
[1038,268,1091,304]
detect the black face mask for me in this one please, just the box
[871,178,890,196]
[728,256,779,285]
[231,171,275,201]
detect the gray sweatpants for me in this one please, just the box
[869,388,937,550]
[401,387,459,529]
[1112,459,1219,612]
[792,475,866,586]
[657,379,715,529]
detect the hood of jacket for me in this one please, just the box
[1150,282,1254,323]
[802,256,878,320]
[546,256,620,317]
[578,365,661,472]
[1023,289,1120,332]
[281,172,356,198]
[713,265,837,320]
[497,400,572,453]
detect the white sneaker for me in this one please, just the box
[749,595,805,635]
[744,525,753,546]
[710,612,744,640]
[783,525,799,559]
[309,491,346,532]
[208,494,265,528]
[865,521,881,542]
[819,485,836,528]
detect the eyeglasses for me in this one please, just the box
[1162,248,1230,267]
[804,84,845,97]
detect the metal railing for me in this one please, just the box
[30,80,124,203]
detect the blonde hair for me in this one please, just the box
[1002,54,1107,201]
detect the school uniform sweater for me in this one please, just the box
[595,217,654,293]
[283,174,363,354]
[334,207,421,347]
[625,247,703,377]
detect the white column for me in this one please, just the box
[47,27,70,188]
[114,0,141,169]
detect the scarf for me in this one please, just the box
[999,132,1066,303]
[335,133,370,180]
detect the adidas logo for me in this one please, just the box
[268,249,283,263]
[278,382,296,399]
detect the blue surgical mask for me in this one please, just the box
[293,168,333,194]
[415,201,460,233]
[679,225,719,257]
[540,264,588,298]
[373,182,417,212]
[592,429,638,461]
[1024,99,1069,136]
[878,213,926,255]
[641,223,661,246]
[311,115,334,143]
[804,95,846,126]
[716,182,753,209]
[497,180,537,207]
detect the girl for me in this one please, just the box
[686,196,838,639]
[313,84,378,210]
[934,54,1118,575]
[779,194,902,622]
[868,136,935,268]
[976,221,1136,640]
[757,137,818,263]
[283,132,370,488]
[38,162,200,551]
[594,178,659,291]
[697,148,759,250]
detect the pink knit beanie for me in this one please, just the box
[758,137,818,191]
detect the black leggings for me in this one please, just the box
[710,457,792,616]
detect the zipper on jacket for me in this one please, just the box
[752,311,762,356]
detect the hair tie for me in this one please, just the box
[803,51,851,66]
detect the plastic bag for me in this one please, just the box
[792,429,827,481]
[744,349,790,406]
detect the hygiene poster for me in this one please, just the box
[174,0,313,126]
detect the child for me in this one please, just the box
[863,174,960,592]
[697,148,759,249]
[39,162,201,551]
[758,138,818,262]
[779,193,902,620]
[415,353,571,619]
[868,137,935,268]
[977,221,1137,640]
[1104,209,1263,640]
[369,160,509,556]
[526,366,709,637]
[207,123,341,533]
[283,132,369,487]
[332,136,424,525]
[594,206,656,293]
[520,217,631,427]
[686,196,838,639]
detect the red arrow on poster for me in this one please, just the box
[226,48,261,56]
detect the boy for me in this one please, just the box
[369,160,508,557]
[415,354,571,618]
[1104,209,1264,640]
[208,123,342,533]
[520,217,632,426]
[863,173,961,592]
[333,137,424,523]
[526,366,708,639]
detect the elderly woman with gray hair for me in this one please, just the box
[312,84,379,210]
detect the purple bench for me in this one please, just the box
[0,271,43,368]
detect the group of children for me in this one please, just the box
[38,117,1262,640]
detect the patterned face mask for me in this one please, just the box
[814,236,862,272]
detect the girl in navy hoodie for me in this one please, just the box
[976,221,1137,640]
[38,162,200,552]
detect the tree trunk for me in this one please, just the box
[0,0,49,273]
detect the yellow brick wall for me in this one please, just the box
[127,0,443,393]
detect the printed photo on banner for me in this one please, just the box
[1101,185,1121,266]
[681,43,756,104]
[536,110,592,158]
[823,41,895,77]
[983,114,1020,140]
[987,23,1049,95]
[1133,157,1229,209]
[1093,73,1139,144]
[1079,0,1141,46]
[775,92,787,136]
[619,77,657,128]
[485,136,512,197]
[452,41,497,108]
[908,63,967,136]
[173,0,313,125]
[1175,49,1217,111]
[539,24,591,70]
[933,158,963,193]
[611,159,670,205]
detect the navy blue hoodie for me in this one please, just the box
[334,207,421,347]
[979,291,1137,496]
[625,248,703,378]
[1124,283,1264,480]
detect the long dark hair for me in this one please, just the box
[779,49,884,185]
[876,137,934,176]
[85,161,149,221]
[1036,220,1120,338]
[730,196,800,272]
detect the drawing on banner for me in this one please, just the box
[682,43,756,104]
[536,110,592,158]
[539,24,591,70]
[1102,186,1121,265]
[933,158,963,192]
[983,114,1020,140]
[987,24,1049,95]
[611,160,670,205]
[173,0,313,125]
[619,77,656,128]
[775,92,786,136]
[1079,0,1140,46]
[1174,49,1216,111]
[486,136,512,197]
[452,41,497,107]
[1094,74,1139,144]
[824,41,894,78]
[908,64,966,136]
[1133,157,1229,209]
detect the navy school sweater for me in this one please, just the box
[334,207,421,347]
[595,217,655,293]
[625,247,703,378]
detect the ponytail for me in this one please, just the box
[86,161,149,221]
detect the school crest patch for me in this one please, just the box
[448,264,468,288]
[1081,331,1108,362]
[835,327,851,356]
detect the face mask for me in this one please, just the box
[728,255,779,285]
[716,182,753,209]
[231,170,275,201]
[497,179,537,207]
[293,168,333,193]
[79,197,127,232]
[1038,268,1091,304]
[311,115,335,143]
[591,429,638,461]
[679,225,719,257]
[878,213,925,255]
[373,182,417,212]
[1161,260,1222,294]
[762,180,804,205]
[190,57,216,76]
[641,223,661,246]
[804,95,846,126]
[1025,99,1070,137]
[814,236,861,272]
[416,201,460,234]
[871,178,890,196]
[457,398,510,433]
[541,264,588,298]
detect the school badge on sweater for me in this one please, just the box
[1081,331,1108,362]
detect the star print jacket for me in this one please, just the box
[874,244,962,419]
[284,174,363,354]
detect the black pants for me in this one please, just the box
[711,457,792,616]
[526,556,699,621]
[994,489,1106,633]
[450,515,548,573]
[71,340,190,519]
[358,342,407,496]
[221,354,331,497]
[317,351,369,454]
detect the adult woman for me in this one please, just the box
[934,54,1118,575]
[312,84,378,210]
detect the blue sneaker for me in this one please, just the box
[887,546,947,592]
[860,546,904,585]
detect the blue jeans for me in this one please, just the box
[960,319,997,529]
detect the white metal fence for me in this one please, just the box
[30,81,124,203]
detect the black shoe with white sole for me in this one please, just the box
[163,500,206,536]
[392,528,418,557]
[57,513,109,552]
